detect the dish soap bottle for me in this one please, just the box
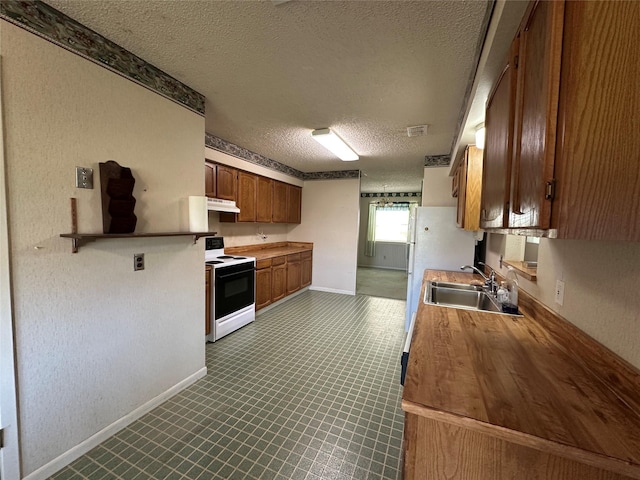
[502,267,519,314]
[496,281,509,305]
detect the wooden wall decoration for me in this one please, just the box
[99,160,137,233]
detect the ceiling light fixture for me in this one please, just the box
[311,128,359,161]
[475,123,486,150]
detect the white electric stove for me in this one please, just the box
[205,237,256,342]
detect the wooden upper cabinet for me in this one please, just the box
[552,0,640,241]
[256,176,273,223]
[509,0,564,229]
[457,146,483,231]
[287,185,302,224]
[272,181,288,223]
[205,162,304,225]
[237,171,257,222]
[205,162,216,198]
[455,161,467,228]
[216,165,237,201]
[481,39,518,230]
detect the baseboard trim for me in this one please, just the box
[309,286,355,296]
[357,265,407,271]
[23,367,208,480]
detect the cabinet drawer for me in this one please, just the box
[272,256,286,266]
[301,250,312,260]
[287,253,301,263]
[256,259,272,270]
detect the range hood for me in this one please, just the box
[207,197,240,213]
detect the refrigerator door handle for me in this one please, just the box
[407,243,415,275]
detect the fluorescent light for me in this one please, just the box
[475,123,485,150]
[311,128,359,161]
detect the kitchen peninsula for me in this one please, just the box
[402,270,640,480]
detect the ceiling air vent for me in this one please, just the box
[407,125,428,137]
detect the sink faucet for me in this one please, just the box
[460,263,497,295]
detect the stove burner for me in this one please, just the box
[206,260,223,265]
[233,256,246,259]
[217,255,234,259]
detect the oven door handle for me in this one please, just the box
[216,268,256,279]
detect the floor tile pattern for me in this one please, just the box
[50,291,406,479]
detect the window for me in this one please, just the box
[374,204,410,242]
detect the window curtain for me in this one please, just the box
[364,203,377,257]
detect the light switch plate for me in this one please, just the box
[75,167,93,189]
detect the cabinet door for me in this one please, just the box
[482,42,518,229]
[237,171,257,222]
[287,185,302,224]
[205,267,211,335]
[456,155,468,228]
[553,1,640,241]
[301,251,312,288]
[272,181,288,223]
[509,0,564,229]
[272,261,287,302]
[286,254,301,295]
[216,165,237,201]
[256,176,273,223]
[205,163,216,198]
[255,267,272,310]
[463,146,483,231]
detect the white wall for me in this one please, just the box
[422,167,456,206]
[288,179,360,295]
[485,233,640,369]
[2,22,206,477]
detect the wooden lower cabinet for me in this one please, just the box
[403,414,631,480]
[286,253,301,295]
[301,251,312,287]
[254,251,312,311]
[271,257,287,303]
[205,266,211,336]
[255,259,272,310]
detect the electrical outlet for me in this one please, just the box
[555,279,565,305]
[75,166,93,189]
[134,253,144,271]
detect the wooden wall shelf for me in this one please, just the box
[502,260,537,281]
[60,232,213,253]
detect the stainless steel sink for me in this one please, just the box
[428,281,483,292]
[424,280,519,315]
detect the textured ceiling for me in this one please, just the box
[45,0,492,193]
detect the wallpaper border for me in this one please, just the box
[206,133,360,181]
[0,0,205,115]
[424,155,451,167]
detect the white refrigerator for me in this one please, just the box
[405,206,475,330]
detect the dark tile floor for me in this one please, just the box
[50,291,406,479]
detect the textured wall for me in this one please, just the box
[485,234,640,369]
[2,22,205,475]
[288,179,360,295]
[421,167,456,207]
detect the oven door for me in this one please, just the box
[214,262,256,319]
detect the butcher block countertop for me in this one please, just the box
[402,269,640,479]
[225,241,312,261]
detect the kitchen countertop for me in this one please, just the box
[402,269,640,478]
[225,241,312,261]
